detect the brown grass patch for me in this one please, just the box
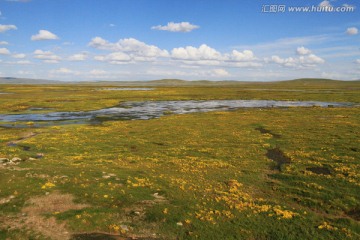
[2,191,89,240]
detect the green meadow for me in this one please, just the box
[0,79,359,239]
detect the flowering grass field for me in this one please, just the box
[0,80,359,239]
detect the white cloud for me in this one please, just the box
[0,24,17,33]
[90,69,107,75]
[296,46,312,55]
[109,24,116,27]
[171,44,222,61]
[226,50,256,62]
[8,60,31,65]
[151,22,199,32]
[235,35,330,56]
[50,68,73,74]
[16,60,31,64]
[355,59,360,64]
[89,37,169,62]
[0,41,9,45]
[88,37,109,49]
[319,1,332,7]
[269,55,298,68]
[268,51,324,68]
[299,54,325,65]
[0,48,10,55]
[33,49,61,63]
[12,53,26,59]
[346,27,358,35]
[68,53,87,61]
[95,52,131,64]
[211,68,230,77]
[17,71,32,76]
[31,30,59,41]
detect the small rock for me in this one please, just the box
[134,211,141,215]
[176,222,183,226]
[28,157,37,161]
[35,153,44,159]
[120,225,129,231]
[0,158,9,163]
[11,157,22,163]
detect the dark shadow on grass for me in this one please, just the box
[255,126,281,138]
[346,207,360,221]
[71,233,160,240]
[266,148,291,171]
[306,167,332,175]
[71,233,121,240]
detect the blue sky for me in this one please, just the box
[0,0,359,81]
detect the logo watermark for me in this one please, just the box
[261,4,355,13]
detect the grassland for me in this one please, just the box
[0,79,359,239]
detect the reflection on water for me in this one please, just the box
[0,99,353,127]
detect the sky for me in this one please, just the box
[0,0,359,81]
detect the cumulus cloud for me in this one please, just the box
[269,55,298,68]
[0,48,10,55]
[226,50,256,62]
[68,53,87,61]
[12,53,26,59]
[171,44,222,61]
[89,37,169,62]
[33,49,61,63]
[296,46,312,55]
[0,41,9,45]
[31,30,59,41]
[346,27,358,35]
[0,24,17,33]
[268,51,324,68]
[301,54,324,64]
[94,52,131,64]
[151,22,199,32]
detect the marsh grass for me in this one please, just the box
[0,81,359,239]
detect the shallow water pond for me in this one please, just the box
[96,88,154,91]
[0,99,353,127]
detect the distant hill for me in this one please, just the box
[0,77,358,86]
[0,77,65,84]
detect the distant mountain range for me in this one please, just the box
[0,77,359,86]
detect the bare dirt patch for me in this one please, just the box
[2,191,89,240]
